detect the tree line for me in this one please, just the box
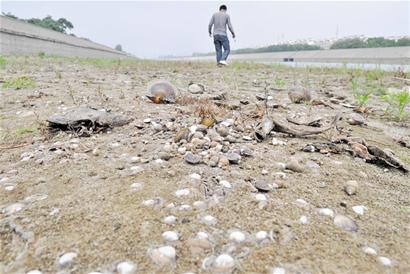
[330,37,410,49]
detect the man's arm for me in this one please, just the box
[227,15,235,38]
[208,14,214,36]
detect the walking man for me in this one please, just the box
[208,5,236,66]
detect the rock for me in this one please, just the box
[288,90,312,103]
[254,181,271,192]
[240,147,254,157]
[27,271,43,274]
[334,214,358,232]
[213,254,235,273]
[378,256,392,266]
[318,208,334,218]
[347,113,366,125]
[184,153,201,165]
[162,231,179,241]
[148,246,176,266]
[344,180,358,196]
[2,203,25,215]
[229,231,246,243]
[186,237,212,254]
[286,159,305,173]
[188,83,205,94]
[268,267,286,274]
[272,138,286,146]
[255,193,267,202]
[209,155,219,167]
[193,200,207,210]
[175,128,190,143]
[216,125,229,137]
[218,156,229,169]
[158,151,172,161]
[117,261,137,274]
[58,252,77,268]
[226,153,241,164]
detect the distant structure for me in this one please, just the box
[0,15,134,58]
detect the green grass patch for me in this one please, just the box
[0,55,6,69]
[2,76,35,90]
[382,90,410,121]
[15,127,36,136]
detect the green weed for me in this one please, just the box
[2,76,35,90]
[0,55,6,69]
[274,78,285,89]
[15,127,36,136]
[382,90,410,121]
[354,91,372,107]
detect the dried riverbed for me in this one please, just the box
[0,56,409,274]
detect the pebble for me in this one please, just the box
[219,180,232,189]
[188,83,205,94]
[255,230,268,241]
[142,199,161,206]
[295,199,309,208]
[163,215,177,224]
[378,256,392,266]
[254,181,271,192]
[117,261,137,274]
[226,152,241,164]
[162,231,179,241]
[58,252,77,268]
[229,231,246,243]
[334,214,358,232]
[175,188,190,197]
[272,138,286,146]
[285,159,305,173]
[179,204,192,211]
[318,208,334,218]
[202,215,217,225]
[184,152,201,165]
[352,205,366,215]
[299,215,308,225]
[130,182,143,191]
[197,231,209,239]
[189,173,201,181]
[149,246,176,266]
[178,147,187,155]
[143,118,151,123]
[193,200,207,210]
[4,185,15,191]
[344,180,358,195]
[362,246,377,256]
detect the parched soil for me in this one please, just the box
[0,56,409,274]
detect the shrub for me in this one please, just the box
[2,76,35,90]
[382,90,410,121]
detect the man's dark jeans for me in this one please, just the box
[214,34,230,63]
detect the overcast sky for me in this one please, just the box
[2,1,409,58]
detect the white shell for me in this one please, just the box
[58,252,77,267]
[117,261,137,274]
[214,254,235,269]
[26,271,43,274]
[255,231,268,241]
[163,215,177,224]
[162,231,179,241]
[299,215,308,225]
[149,246,176,266]
[378,256,392,266]
[189,173,201,180]
[255,194,267,202]
[352,205,367,215]
[202,215,217,225]
[362,246,377,256]
[229,231,246,243]
[269,267,286,274]
[175,188,190,197]
[318,208,334,218]
[197,231,209,239]
[219,180,232,188]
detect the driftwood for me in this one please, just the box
[287,116,322,127]
[255,113,340,141]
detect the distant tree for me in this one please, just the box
[115,44,123,51]
[26,16,74,33]
[330,38,367,49]
[396,38,410,47]
[330,37,410,49]
[2,12,18,19]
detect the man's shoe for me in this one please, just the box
[219,60,228,66]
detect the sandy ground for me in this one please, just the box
[0,56,409,274]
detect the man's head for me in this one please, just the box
[219,5,227,12]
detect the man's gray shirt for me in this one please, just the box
[208,11,235,37]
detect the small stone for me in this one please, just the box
[216,125,229,137]
[254,181,271,192]
[4,185,15,191]
[219,180,232,189]
[218,156,230,169]
[130,182,144,191]
[334,214,358,232]
[226,153,241,164]
[193,200,207,210]
[318,208,334,218]
[229,231,246,243]
[378,256,392,266]
[202,215,217,225]
[188,83,205,94]
[184,152,201,165]
[240,147,254,157]
[58,252,77,268]
[299,215,308,225]
[362,246,377,256]
[352,205,366,215]
[175,188,190,197]
[143,118,151,123]
[149,246,176,266]
[344,180,358,196]
[117,261,137,274]
[179,204,192,211]
[347,113,366,125]
[295,199,309,208]
[159,152,172,161]
[272,138,286,146]
[162,231,179,241]
[178,147,187,155]
[163,216,177,224]
[189,173,201,181]
[255,231,268,241]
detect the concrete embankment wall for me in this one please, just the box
[184,47,410,65]
[0,16,131,59]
